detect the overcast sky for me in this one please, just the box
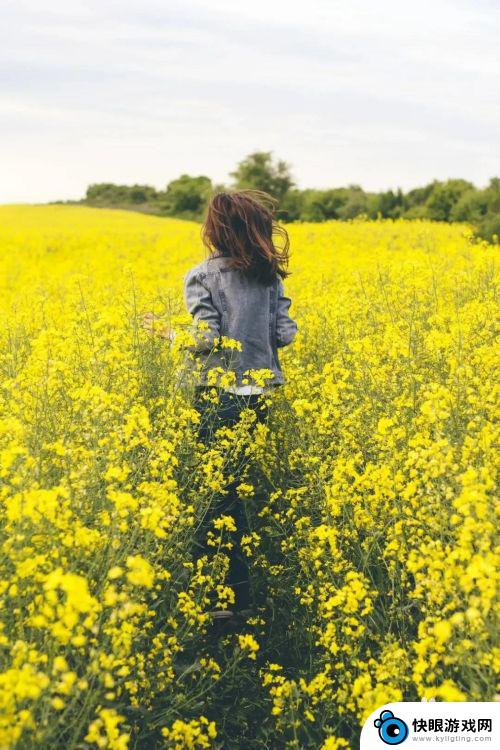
[1,0,499,203]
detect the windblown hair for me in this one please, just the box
[201,190,290,284]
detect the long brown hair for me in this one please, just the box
[201,190,290,284]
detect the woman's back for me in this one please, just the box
[183,254,297,388]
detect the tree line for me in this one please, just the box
[78,152,500,241]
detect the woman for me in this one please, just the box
[185,190,297,411]
[145,190,298,615]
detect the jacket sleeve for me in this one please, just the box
[183,269,221,352]
[276,277,298,348]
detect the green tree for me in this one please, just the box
[336,186,368,220]
[403,183,435,213]
[128,185,158,204]
[279,189,305,221]
[450,189,488,222]
[476,213,500,242]
[85,183,157,205]
[85,183,129,204]
[475,178,500,242]
[161,175,212,219]
[230,152,294,202]
[485,177,500,215]
[426,179,474,221]
[297,190,338,221]
[368,189,404,219]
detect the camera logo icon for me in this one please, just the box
[374,709,409,745]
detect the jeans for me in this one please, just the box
[193,386,269,610]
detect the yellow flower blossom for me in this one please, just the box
[0,206,496,749]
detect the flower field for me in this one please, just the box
[0,205,498,749]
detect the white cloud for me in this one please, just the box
[0,0,499,202]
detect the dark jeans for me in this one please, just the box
[193,386,269,610]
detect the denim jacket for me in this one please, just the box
[183,255,298,387]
